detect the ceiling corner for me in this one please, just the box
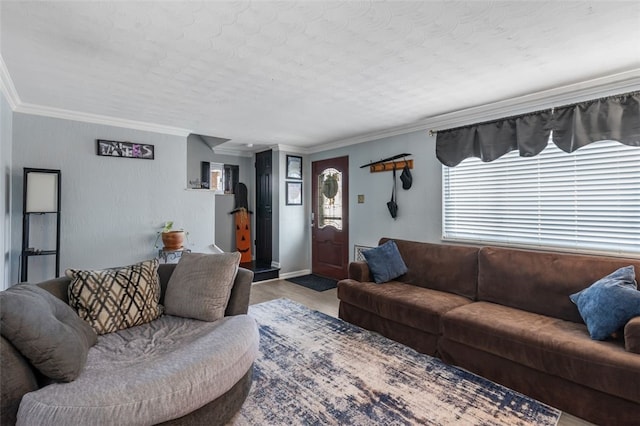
[0,54,21,109]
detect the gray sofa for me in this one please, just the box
[1,264,257,426]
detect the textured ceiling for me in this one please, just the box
[1,1,639,152]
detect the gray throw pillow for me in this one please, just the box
[362,240,408,284]
[0,284,97,382]
[569,265,640,340]
[164,252,241,321]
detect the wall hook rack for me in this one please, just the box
[360,153,413,173]
[368,159,413,173]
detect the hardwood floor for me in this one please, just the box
[250,278,339,317]
[249,279,594,426]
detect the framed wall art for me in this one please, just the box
[286,155,302,180]
[286,181,303,205]
[96,139,154,159]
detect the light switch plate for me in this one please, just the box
[357,194,365,203]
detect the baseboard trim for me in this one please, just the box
[250,269,311,285]
[278,269,311,280]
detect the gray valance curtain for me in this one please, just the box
[436,91,640,167]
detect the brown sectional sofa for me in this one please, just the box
[338,238,640,426]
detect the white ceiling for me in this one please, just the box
[1,1,640,153]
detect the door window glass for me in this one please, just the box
[317,168,343,230]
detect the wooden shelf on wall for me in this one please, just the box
[369,159,413,173]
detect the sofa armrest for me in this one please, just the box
[35,276,72,304]
[225,267,254,316]
[624,316,640,354]
[349,261,371,282]
[1,337,39,426]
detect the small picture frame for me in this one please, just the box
[286,155,303,180]
[286,181,303,205]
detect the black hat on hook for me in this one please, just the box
[400,158,412,190]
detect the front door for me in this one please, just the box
[312,156,349,280]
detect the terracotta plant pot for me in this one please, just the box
[161,230,185,250]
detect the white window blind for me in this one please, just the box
[442,140,640,255]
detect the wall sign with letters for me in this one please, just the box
[96,139,155,159]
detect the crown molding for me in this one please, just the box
[269,144,311,154]
[308,68,640,153]
[2,54,191,137]
[4,56,639,150]
[425,68,640,133]
[0,55,20,109]
[306,123,431,154]
[13,102,190,137]
[212,147,253,158]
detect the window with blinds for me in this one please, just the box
[442,140,640,255]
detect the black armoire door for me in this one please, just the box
[255,150,272,265]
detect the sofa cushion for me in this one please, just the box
[477,246,640,322]
[0,284,97,382]
[337,279,472,334]
[441,301,640,403]
[380,238,479,300]
[164,252,241,321]
[362,240,408,283]
[17,314,259,426]
[67,259,163,335]
[570,266,640,340]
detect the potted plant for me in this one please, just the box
[154,221,189,250]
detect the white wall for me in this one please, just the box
[1,92,12,288]
[310,130,442,261]
[11,113,216,282]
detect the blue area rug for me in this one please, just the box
[286,274,337,292]
[234,299,561,425]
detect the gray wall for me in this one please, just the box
[310,130,441,262]
[215,194,235,252]
[10,113,216,283]
[1,92,12,288]
[273,133,437,276]
[186,135,253,254]
[271,150,280,268]
[186,135,252,189]
[276,150,309,275]
[271,132,438,276]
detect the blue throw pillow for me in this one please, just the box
[362,240,408,284]
[569,266,640,340]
